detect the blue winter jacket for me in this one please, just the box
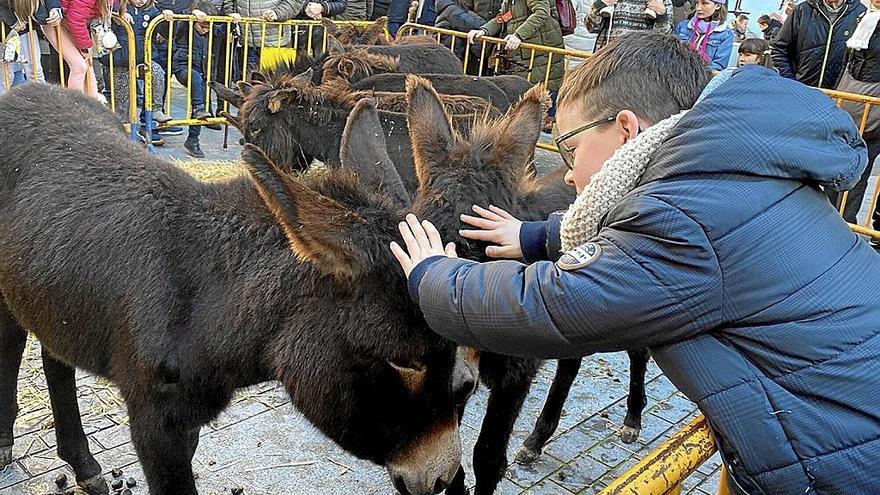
[674,17,734,71]
[409,65,880,495]
[108,4,161,66]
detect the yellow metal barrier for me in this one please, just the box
[2,16,139,138]
[143,15,388,137]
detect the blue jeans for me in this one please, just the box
[173,68,204,141]
[388,0,411,36]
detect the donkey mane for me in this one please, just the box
[322,48,400,85]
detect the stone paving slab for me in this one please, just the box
[4,334,726,495]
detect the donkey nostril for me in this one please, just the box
[392,475,412,495]
[433,478,448,494]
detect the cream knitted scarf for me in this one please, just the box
[560,111,687,252]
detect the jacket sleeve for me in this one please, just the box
[514,0,551,41]
[771,7,797,78]
[222,0,236,15]
[272,0,308,20]
[320,0,347,16]
[482,16,501,35]
[653,0,673,34]
[435,0,488,31]
[520,211,564,263]
[584,0,607,34]
[410,196,723,358]
[63,0,98,50]
[708,29,733,71]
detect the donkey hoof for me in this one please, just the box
[0,445,12,468]
[513,446,541,465]
[78,474,110,495]
[619,425,640,444]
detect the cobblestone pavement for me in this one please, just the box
[3,335,727,495]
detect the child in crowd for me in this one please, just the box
[42,0,112,99]
[102,0,172,146]
[737,37,772,67]
[171,0,222,157]
[1,0,54,91]
[674,0,733,71]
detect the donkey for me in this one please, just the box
[210,68,494,191]
[0,83,477,495]
[321,36,464,85]
[400,76,651,494]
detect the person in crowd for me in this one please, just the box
[737,36,773,66]
[757,13,781,39]
[387,0,410,34]
[771,0,865,88]
[831,0,880,240]
[731,12,755,40]
[674,0,733,70]
[434,0,501,72]
[41,0,111,99]
[391,30,880,495]
[171,0,222,157]
[301,0,347,20]
[0,0,51,87]
[334,0,369,19]
[584,0,673,51]
[101,0,172,128]
[223,0,306,71]
[467,0,565,129]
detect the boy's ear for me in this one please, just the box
[241,144,368,284]
[405,75,455,189]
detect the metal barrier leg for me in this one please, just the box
[717,464,731,495]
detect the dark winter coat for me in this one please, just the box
[771,0,866,88]
[336,0,372,19]
[318,0,347,17]
[108,4,161,66]
[584,0,674,51]
[846,21,880,82]
[409,65,880,495]
[761,17,782,40]
[222,0,308,46]
[480,0,565,90]
[434,0,501,31]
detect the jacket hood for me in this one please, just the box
[642,65,868,191]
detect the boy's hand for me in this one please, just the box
[459,205,523,259]
[123,12,134,24]
[391,214,458,279]
[162,9,174,21]
[193,9,208,21]
[504,33,522,50]
[646,0,665,14]
[262,9,278,21]
[467,29,486,44]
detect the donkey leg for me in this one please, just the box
[514,358,582,465]
[473,381,531,495]
[41,349,109,494]
[0,301,27,468]
[619,349,650,444]
[128,402,198,495]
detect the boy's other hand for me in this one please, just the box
[459,204,523,259]
[162,9,174,21]
[391,214,458,279]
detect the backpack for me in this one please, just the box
[556,0,577,36]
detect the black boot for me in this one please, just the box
[184,139,205,158]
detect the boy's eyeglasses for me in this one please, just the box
[553,116,616,170]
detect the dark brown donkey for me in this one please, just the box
[0,83,477,495]
[400,76,651,495]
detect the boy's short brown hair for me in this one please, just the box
[557,31,712,125]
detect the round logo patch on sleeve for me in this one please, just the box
[556,242,602,271]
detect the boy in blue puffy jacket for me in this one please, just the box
[393,31,880,495]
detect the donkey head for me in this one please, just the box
[405,76,551,260]
[241,107,474,492]
[322,16,390,45]
[322,36,400,85]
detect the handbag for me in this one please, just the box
[555,0,577,36]
[836,66,880,134]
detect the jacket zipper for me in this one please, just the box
[816,1,848,88]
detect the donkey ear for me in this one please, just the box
[483,84,549,170]
[236,80,255,96]
[369,16,389,36]
[341,98,411,206]
[250,71,267,83]
[405,75,454,189]
[210,81,243,107]
[326,35,346,56]
[321,17,339,35]
[292,67,314,85]
[241,144,367,283]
